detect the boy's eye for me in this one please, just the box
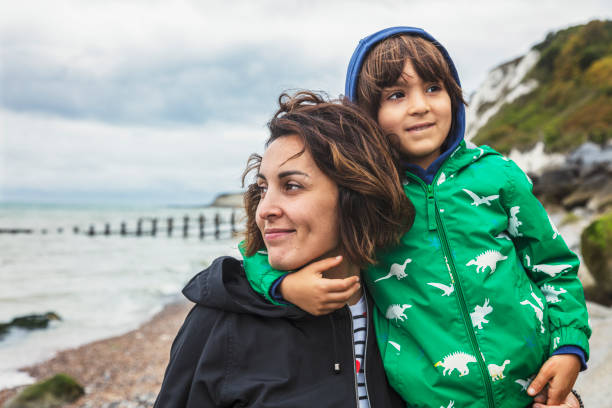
[426,84,442,93]
[387,91,405,100]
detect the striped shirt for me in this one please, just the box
[349,296,370,408]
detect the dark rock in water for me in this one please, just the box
[0,312,61,340]
[581,212,612,305]
[4,374,84,408]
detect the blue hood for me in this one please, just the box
[344,26,465,184]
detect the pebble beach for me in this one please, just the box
[0,301,192,408]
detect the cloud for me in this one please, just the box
[0,108,268,204]
[1,0,610,204]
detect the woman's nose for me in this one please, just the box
[256,190,282,220]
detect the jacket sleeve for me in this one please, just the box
[154,305,229,407]
[239,241,288,305]
[502,159,591,359]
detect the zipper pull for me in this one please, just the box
[427,186,436,231]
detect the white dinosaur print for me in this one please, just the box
[465,141,484,160]
[532,264,572,277]
[375,258,412,282]
[388,341,401,352]
[440,401,454,408]
[435,352,477,377]
[488,359,510,381]
[532,290,544,309]
[547,214,560,239]
[554,336,561,349]
[428,282,454,296]
[466,250,507,274]
[524,254,531,267]
[463,189,500,206]
[520,292,545,333]
[386,304,412,322]
[470,299,493,329]
[437,172,447,185]
[515,376,534,391]
[508,206,523,237]
[541,284,567,303]
[495,232,511,240]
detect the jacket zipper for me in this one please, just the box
[413,174,495,407]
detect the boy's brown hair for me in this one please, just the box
[242,91,415,268]
[356,35,466,134]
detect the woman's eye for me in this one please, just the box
[256,184,267,195]
[285,182,302,191]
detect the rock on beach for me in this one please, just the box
[0,302,192,408]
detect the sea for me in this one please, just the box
[0,203,244,390]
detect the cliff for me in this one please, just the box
[467,20,612,154]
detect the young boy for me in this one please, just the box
[241,27,590,408]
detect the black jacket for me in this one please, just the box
[154,256,404,408]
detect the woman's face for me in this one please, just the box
[255,134,340,271]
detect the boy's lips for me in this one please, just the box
[406,122,434,132]
[263,228,296,241]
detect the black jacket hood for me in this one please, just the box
[182,256,305,319]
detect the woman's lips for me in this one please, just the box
[264,229,296,241]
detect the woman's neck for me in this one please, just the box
[322,259,363,306]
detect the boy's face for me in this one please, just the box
[377,60,452,169]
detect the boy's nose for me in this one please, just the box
[407,92,429,115]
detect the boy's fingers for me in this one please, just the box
[546,377,571,405]
[532,392,547,403]
[322,283,361,303]
[528,367,553,396]
[321,276,360,293]
[307,256,344,274]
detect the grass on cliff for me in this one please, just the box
[473,20,612,154]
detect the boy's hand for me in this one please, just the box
[528,354,581,405]
[532,388,581,408]
[280,256,361,316]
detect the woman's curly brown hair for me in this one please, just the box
[242,90,415,268]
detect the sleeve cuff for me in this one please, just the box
[270,275,288,302]
[552,346,587,371]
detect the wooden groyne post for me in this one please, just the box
[198,215,205,239]
[183,215,189,238]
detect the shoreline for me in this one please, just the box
[0,300,192,407]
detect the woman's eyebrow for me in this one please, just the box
[278,170,309,179]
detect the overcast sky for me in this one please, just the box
[1,0,610,206]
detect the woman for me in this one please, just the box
[154,91,414,407]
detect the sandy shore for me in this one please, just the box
[1,300,610,407]
[0,301,193,408]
